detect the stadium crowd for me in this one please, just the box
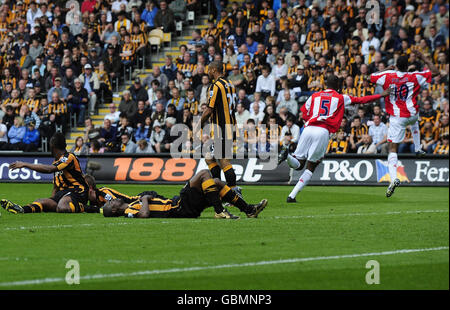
[0,0,448,156]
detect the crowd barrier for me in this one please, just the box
[0,153,448,186]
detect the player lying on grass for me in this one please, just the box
[278,74,392,203]
[1,133,90,214]
[84,174,141,212]
[102,169,268,219]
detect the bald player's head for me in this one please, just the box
[325,74,340,91]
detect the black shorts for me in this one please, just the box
[208,138,235,159]
[51,189,88,213]
[170,182,208,218]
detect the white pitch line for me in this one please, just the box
[274,209,449,219]
[1,209,448,231]
[0,246,448,287]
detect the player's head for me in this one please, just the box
[208,60,223,79]
[325,74,340,91]
[84,174,98,202]
[103,199,128,217]
[396,55,409,72]
[49,132,67,157]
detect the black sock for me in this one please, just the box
[222,164,237,188]
[219,185,252,213]
[208,162,221,179]
[23,202,43,213]
[202,179,225,214]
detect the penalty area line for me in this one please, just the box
[0,246,448,287]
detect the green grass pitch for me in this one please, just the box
[0,183,448,290]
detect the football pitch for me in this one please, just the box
[0,183,448,290]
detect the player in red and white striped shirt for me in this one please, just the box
[279,75,391,203]
[370,50,439,197]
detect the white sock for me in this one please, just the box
[387,152,398,183]
[410,122,421,152]
[289,169,313,199]
[287,154,301,169]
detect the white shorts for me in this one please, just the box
[388,115,419,144]
[292,126,330,162]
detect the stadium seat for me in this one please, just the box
[176,20,183,36]
[187,11,195,25]
[163,32,172,48]
[149,37,162,57]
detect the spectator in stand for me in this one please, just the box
[119,90,138,125]
[327,130,348,154]
[48,92,68,133]
[119,132,136,153]
[154,0,175,33]
[249,101,265,125]
[357,135,377,154]
[104,104,121,125]
[235,103,251,127]
[19,121,41,152]
[135,116,152,143]
[136,100,152,128]
[81,117,100,146]
[129,77,149,104]
[142,1,158,30]
[349,116,368,153]
[160,117,178,153]
[70,136,89,156]
[2,116,25,150]
[280,116,300,153]
[67,78,88,127]
[256,65,276,99]
[368,115,388,154]
[276,91,298,116]
[421,121,438,153]
[150,120,165,153]
[143,66,168,90]
[78,63,99,116]
[99,119,118,147]
[136,139,155,154]
[0,116,8,149]
[399,127,415,154]
[434,135,449,155]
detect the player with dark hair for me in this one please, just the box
[102,170,268,219]
[279,74,392,203]
[1,133,89,213]
[370,50,440,197]
[195,60,243,217]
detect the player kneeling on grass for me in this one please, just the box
[102,169,268,219]
[1,133,89,214]
[279,74,392,203]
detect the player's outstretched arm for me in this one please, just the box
[9,161,58,173]
[348,87,392,105]
[413,50,440,77]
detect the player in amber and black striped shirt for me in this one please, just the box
[196,61,242,207]
[102,170,267,220]
[84,174,140,212]
[1,133,89,214]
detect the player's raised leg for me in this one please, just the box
[287,126,329,203]
[386,142,401,197]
